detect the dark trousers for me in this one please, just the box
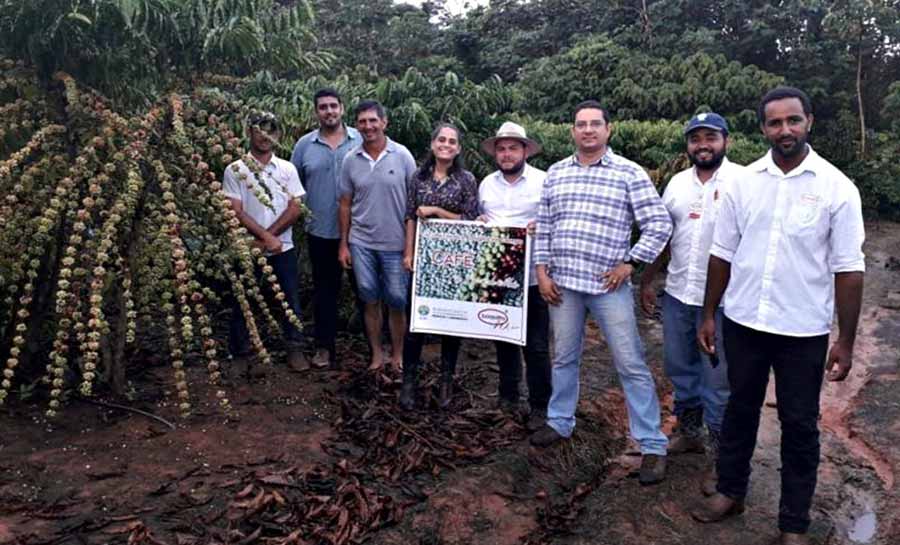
[308,234,364,357]
[716,317,828,534]
[494,286,552,410]
[229,247,304,354]
[403,333,461,377]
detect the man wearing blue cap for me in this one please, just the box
[640,112,745,495]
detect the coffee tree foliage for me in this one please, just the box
[1,0,899,417]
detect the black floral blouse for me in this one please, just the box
[405,167,480,221]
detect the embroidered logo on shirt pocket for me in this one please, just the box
[787,193,822,229]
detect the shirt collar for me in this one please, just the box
[356,138,395,157]
[753,145,823,178]
[569,148,613,167]
[691,157,732,186]
[494,163,533,186]
[313,126,357,145]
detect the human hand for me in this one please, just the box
[825,340,853,381]
[640,284,657,317]
[526,220,536,236]
[697,317,717,355]
[338,243,352,270]
[263,233,283,254]
[601,263,633,291]
[538,274,562,306]
[403,251,414,272]
[416,206,437,219]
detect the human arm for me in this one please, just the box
[338,194,352,269]
[403,219,417,271]
[229,197,283,253]
[534,179,561,305]
[638,244,670,316]
[825,182,866,381]
[697,255,731,354]
[826,272,864,381]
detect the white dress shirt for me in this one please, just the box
[710,147,865,337]
[663,158,746,306]
[223,155,306,253]
[479,164,547,286]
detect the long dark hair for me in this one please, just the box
[417,122,466,181]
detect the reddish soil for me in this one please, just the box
[2,222,898,545]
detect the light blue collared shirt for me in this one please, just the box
[291,126,360,239]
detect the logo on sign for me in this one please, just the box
[477,308,509,329]
[417,305,430,317]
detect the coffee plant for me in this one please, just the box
[0,60,315,418]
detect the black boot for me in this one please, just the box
[438,372,453,410]
[400,359,418,411]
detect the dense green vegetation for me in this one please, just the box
[0,0,898,413]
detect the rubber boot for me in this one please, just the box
[399,359,417,411]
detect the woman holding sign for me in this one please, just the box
[400,123,480,410]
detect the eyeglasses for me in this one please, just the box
[574,120,606,131]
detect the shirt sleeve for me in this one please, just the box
[338,154,353,199]
[290,138,307,189]
[459,171,481,221]
[710,183,740,262]
[533,177,552,266]
[284,161,305,199]
[222,162,243,201]
[406,172,420,222]
[627,168,672,263]
[828,181,866,273]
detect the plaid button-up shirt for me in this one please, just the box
[534,149,672,294]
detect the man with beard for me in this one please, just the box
[691,87,865,545]
[224,111,309,375]
[477,122,552,431]
[291,89,361,369]
[639,112,744,496]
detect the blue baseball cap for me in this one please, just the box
[684,112,729,136]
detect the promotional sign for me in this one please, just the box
[410,219,530,345]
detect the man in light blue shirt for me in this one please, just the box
[291,88,360,368]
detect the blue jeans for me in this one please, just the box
[661,292,730,433]
[547,285,668,455]
[349,244,409,310]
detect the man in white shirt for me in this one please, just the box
[640,112,743,496]
[478,122,551,432]
[223,111,309,375]
[691,88,865,545]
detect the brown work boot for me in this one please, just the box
[530,424,566,447]
[286,350,310,372]
[310,348,330,369]
[525,408,547,433]
[770,532,810,545]
[638,454,667,485]
[691,492,745,523]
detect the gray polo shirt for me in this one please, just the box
[290,126,360,239]
[339,138,416,252]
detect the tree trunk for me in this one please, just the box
[856,29,866,158]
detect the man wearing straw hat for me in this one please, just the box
[478,121,552,432]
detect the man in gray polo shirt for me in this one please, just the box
[291,88,361,369]
[338,100,417,371]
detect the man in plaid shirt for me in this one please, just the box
[531,100,673,485]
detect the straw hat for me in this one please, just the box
[481,121,542,157]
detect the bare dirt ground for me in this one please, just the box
[1,221,898,545]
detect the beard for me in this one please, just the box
[498,158,526,177]
[688,147,726,170]
[772,133,809,159]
